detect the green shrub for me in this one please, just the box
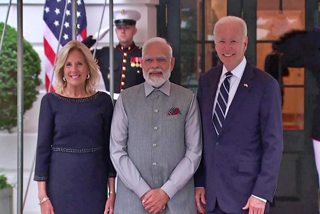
[0,174,11,190]
[0,22,42,132]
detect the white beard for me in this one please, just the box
[143,68,171,88]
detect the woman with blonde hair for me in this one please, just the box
[34,40,116,214]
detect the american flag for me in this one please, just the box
[43,0,87,92]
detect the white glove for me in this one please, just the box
[93,26,110,41]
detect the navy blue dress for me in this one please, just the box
[34,92,116,214]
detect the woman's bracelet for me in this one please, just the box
[39,197,50,205]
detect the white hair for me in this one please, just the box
[142,37,173,58]
[213,16,247,41]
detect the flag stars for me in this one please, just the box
[64,22,70,28]
[44,1,86,44]
[63,34,69,40]
[54,8,60,15]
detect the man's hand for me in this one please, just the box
[142,189,169,214]
[242,195,266,214]
[195,187,206,214]
[93,27,110,41]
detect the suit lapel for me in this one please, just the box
[219,63,255,136]
[206,65,223,113]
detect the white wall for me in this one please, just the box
[0,1,158,213]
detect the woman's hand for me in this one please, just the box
[40,199,55,214]
[104,194,116,214]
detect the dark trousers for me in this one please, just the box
[204,200,268,214]
[207,200,243,214]
[206,200,248,214]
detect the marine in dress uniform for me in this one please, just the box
[83,9,144,99]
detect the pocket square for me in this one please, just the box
[168,107,181,116]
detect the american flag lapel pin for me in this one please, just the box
[244,84,248,88]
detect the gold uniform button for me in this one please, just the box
[123,59,127,63]
[124,53,127,57]
[128,47,131,51]
[107,74,110,79]
[137,70,140,74]
[122,66,126,71]
[122,74,126,78]
[121,47,124,50]
[131,62,136,67]
[121,82,125,86]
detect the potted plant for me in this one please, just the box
[0,174,13,214]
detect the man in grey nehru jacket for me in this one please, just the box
[110,37,202,214]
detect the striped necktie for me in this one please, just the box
[212,72,233,136]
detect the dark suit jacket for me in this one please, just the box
[195,62,283,213]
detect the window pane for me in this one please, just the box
[283,88,304,130]
[180,0,198,91]
[257,0,305,130]
[257,0,305,40]
[180,0,226,92]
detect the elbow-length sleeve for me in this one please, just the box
[34,94,54,181]
[102,94,117,178]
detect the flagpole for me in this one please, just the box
[17,0,24,213]
[0,0,12,58]
[109,0,114,104]
[93,0,107,59]
[72,0,77,40]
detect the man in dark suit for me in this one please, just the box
[83,9,144,99]
[194,16,283,214]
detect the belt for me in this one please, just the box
[51,146,104,153]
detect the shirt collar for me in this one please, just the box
[144,80,171,97]
[222,57,247,79]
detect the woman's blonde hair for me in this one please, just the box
[54,40,100,94]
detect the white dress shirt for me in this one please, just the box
[212,57,246,117]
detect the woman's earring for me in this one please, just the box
[63,77,66,82]
[86,74,90,79]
